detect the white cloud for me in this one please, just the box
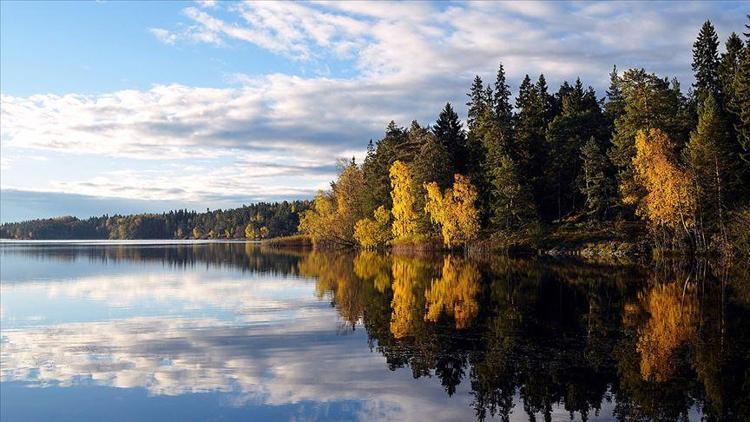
[149,28,178,45]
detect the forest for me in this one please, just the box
[0,201,308,240]
[299,18,750,255]
[3,19,749,254]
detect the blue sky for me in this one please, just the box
[1,0,747,222]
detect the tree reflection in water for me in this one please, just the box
[299,250,750,421]
[4,243,748,420]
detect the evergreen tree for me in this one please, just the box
[604,65,625,128]
[493,63,513,128]
[686,94,733,243]
[514,75,546,209]
[413,131,453,190]
[544,79,608,220]
[434,103,469,174]
[692,20,721,105]
[535,74,553,124]
[489,154,537,232]
[720,33,743,112]
[579,137,617,220]
[467,76,486,132]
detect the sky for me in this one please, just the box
[0,0,747,223]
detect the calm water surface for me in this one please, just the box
[1,241,748,421]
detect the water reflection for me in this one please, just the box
[1,243,749,421]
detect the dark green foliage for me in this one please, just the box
[579,137,617,219]
[413,130,452,191]
[604,65,625,129]
[466,76,487,132]
[692,20,721,105]
[489,154,537,231]
[434,103,469,174]
[513,75,547,208]
[543,79,609,220]
[0,201,309,240]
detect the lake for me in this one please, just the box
[1,241,748,421]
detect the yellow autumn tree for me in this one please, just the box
[424,174,480,248]
[353,206,392,248]
[389,160,420,240]
[299,159,366,246]
[631,129,695,239]
[424,256,480,329]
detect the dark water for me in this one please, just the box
[1,241,748,421]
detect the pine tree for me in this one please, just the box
[489,154,537,232]
[604,65,625,127]
[536,74,553,124]
[413,131,453,190]
[692,20,721,105]
[514,75,546,209]
[720,33,743,111]
[686,94,733,243]
[579,137,617,220]
[493,63,513,128]
[466,76,486,131]
[434,103,469,174]
[544,80,608,220]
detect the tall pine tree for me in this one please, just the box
[692,20,721,105]
[434,103,468,174]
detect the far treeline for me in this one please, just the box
[300,19,750,255]
[0,201,309,240]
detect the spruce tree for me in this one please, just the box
[604,65,625,127]
[413,130,452,190]
[489,154,537,232]
[466,76,486,132]
[692,20,721,105]
[686,94,733,240]
[434,103,468,174]
[493,63,513,128]
[514,75,545,208]
[544,80,608,220]
[579,137,617,220]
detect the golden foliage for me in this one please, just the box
[389,161,420,240]
[631,129,695,235]
[353,251,392,293]
[636,281,698,382]
[424,174,480,247]
[424,256,480,329]
[299,162,366,246]
[389,257,425,338]
[354,206,392,248]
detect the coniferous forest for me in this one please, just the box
[3,19,750,255]
[299,18,750,256]
[0,201,308,240]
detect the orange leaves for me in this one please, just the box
[631,129,695,234]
